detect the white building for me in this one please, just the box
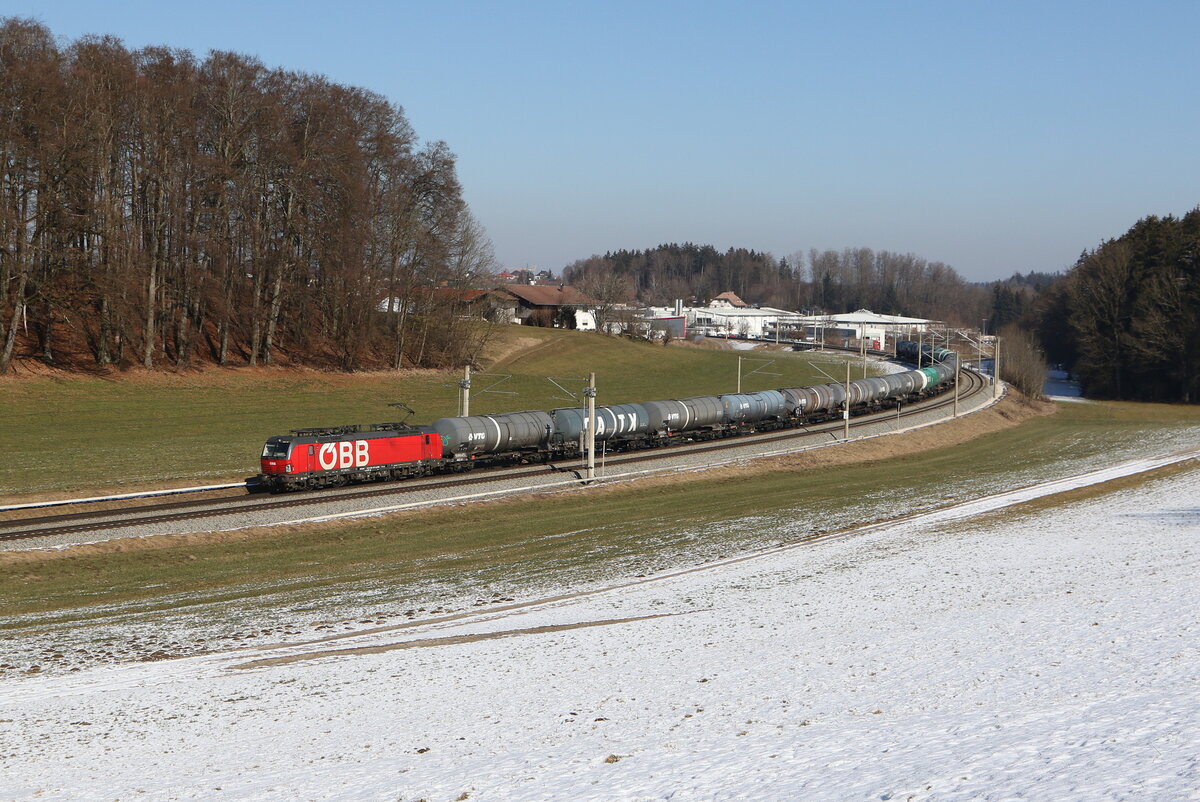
[643,303,940,348]
[642,300,937,349]
[689,306,807,339]
[644,305,809,340]
[794,309,936,350]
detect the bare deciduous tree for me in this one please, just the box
[997,325,1046,400]
[0,17,489,374]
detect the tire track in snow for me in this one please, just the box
[232,611,692,669]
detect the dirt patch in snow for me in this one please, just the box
[233,612,686,669]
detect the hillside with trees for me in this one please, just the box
[564,243,991,326]
[0,18,493,374]
[1036,209,1199,403]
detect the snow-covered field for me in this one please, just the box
[3,451,1197,800]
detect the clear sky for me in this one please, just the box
[5,0,1198,281]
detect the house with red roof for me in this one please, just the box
[500,284,600,330]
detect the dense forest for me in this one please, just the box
[564,243,992,326]
[1034,210,1200,403]
[0,18,493,374]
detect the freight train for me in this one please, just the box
[256,341,959,492]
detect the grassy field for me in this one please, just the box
[0,328,860,498]
[3,395,1199,626]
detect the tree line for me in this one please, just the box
[565,222,1200,406]
[1031,209,1199,403]
[0,18,494,374]
[959,209,1199,404]
[563,243,992,327]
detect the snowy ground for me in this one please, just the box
[2,450,1197,800]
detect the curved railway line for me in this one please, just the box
[1,367,991,546]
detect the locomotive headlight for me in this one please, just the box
[285,465,293,473]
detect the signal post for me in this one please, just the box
[585,372,596,481]
[844,361,851,440]
[459,366,471,416]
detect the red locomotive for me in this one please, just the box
[259,423,443,492]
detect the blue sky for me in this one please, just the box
[5,0,1198,280]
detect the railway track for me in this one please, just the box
[1,369,990,545]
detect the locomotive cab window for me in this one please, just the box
[262,439,292,459]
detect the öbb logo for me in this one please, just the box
[318,440,370,470]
